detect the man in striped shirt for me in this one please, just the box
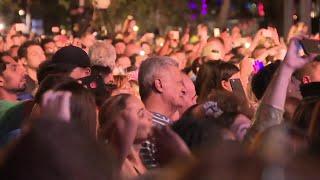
[138,56,186,169]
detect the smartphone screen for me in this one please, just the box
[15,23,26,32]
[300,39,320,55]
[229,79,246,98]
[213,28,221,37]
[51,26,60,33]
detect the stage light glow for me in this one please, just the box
[310,11,316,18]
[244,42,251,49]
[258,2,265,16]
[18,9,25,16]
[0,23,5,31]
[61,29,66,35]
[139,50,146,56]
[201,0,208,15]
[133,25,139,32]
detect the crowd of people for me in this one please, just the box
[0,16,319,179]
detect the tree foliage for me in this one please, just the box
[0,0,20,24]
[0,0,235,34]
[98,0,191,33]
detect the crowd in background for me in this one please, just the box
[0,16,319,179]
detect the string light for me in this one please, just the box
[258,2,265,16]
[133,25,139,32]
[188,0,197,21]
[201,0,208,16]
[18,9,25,16]
[188,1,197,10]
[0,23,5,31]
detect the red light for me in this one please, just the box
[258,2,265,16]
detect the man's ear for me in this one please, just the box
[221,80,230,91]
[85,67,91,76]
[0,76,4,87]
[19,58,27,66]
[154,79,164,93]
[302,76,311,84]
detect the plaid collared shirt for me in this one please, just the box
[140,112,172,169]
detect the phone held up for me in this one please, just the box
[299,39,320,56]
[229,79,246,98]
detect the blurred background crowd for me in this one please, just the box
[0,0,319,180]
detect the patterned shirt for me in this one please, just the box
[140,112,172,169]
[243,103,284,147]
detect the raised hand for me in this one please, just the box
[197,24,208,41]
[268,27,280,45]
[283,36,317,71]
[41,91,72,122]
[181,26,190,45]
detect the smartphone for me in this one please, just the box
[15,23,26,32]
[300,39,320,55]
[51,26,60,33]
[230,79,246,98]
[213,28,221,37]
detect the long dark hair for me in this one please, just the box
[206,90,243,128]
[0,117,118,180]
[196,60,239,103]
[291,97,320,131]
[307,101,320,153]
[53,81,97,138]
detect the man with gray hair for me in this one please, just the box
[138,56,186,168]
[89,41,116,69]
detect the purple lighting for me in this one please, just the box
[201,0,208,16]
[216,0,222,6]
[191,14,197,20]
[258,2,265,16]
[188,1,197,10]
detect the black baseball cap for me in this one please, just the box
[51,45,91,68]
